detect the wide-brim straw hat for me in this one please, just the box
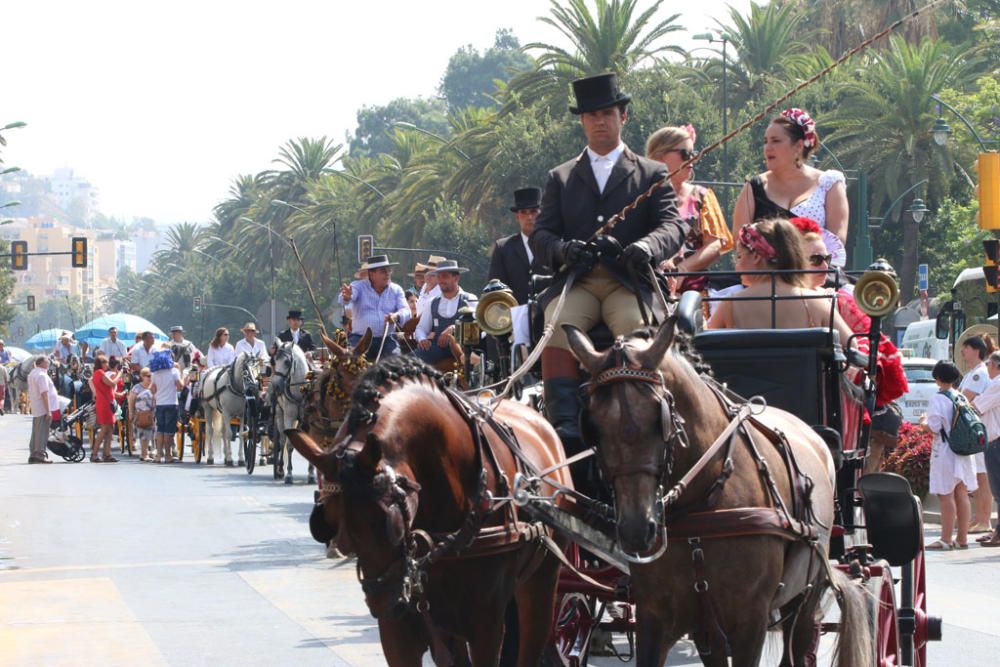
[354,262,369,279]
[427,259,469,275]
[241,322,259,333]
[365,254,399,269]
[407,262,429,278]
[426,255,447,267]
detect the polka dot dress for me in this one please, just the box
[791,170,846,266]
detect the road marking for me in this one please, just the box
[0,558,226,575]
[0,577,168,666]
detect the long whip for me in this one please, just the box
[591,0,946,239]
[287,237,329,338]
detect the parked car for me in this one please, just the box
[899,356,939,423]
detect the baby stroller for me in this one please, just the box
[47,396,94,463]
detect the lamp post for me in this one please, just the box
[693,31,730,211]
[930,94,996,151]
[868,180,930,228]
[391,122,470,160]
[239,216,279,340]
[271,199,343,290]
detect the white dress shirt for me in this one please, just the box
[207,343,237,368]
[415,291,479,343]
[416,284,442,318]
[235,338,269,362]
[586,143,625,193]
[520,233,534,264]
[973,376,1000,441]
[98,337,128,359]
[129,344,156,370]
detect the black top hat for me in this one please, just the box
[286,309,303,320]
[569,73,631,115]
[365,254,399,269]
[509,187,542,212]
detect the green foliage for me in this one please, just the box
[919,198,989,296]
[349,97,450,158]
[440,29,534,112]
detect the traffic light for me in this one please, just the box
[26,295,35,311]
[193,295,202,314]
[983,239,1000,293]
[71,237,88,268]
[976,152,1000,230]
[10,240,27,270]
[357,234,374,263]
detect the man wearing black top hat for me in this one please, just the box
[530,72,687,449]
[488,187,542,305]
[277,309,315,353]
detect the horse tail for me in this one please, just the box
[829,567,873,667]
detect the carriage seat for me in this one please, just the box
[693,327,845,426]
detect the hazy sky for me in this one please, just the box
[3,0,748,225]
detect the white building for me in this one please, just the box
[49,168,99,221]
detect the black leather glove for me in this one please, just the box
[559,239,596,269]
[622,240,653,272]
[592,234,623,259]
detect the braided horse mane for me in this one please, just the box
[345,354,447,433]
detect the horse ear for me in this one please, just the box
[353,328,373,358]
[401,316,419,335]
[321,332,347,359]
[284,429,338,479]
[638,316,677,368]
[563,324,600,372]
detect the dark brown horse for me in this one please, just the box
[564,318,871,667]
[287,355,570,666]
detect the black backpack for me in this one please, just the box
[939,389,988,456]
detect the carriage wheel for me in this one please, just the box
[866,561,901,667]
[542,592,596,666]
[243,399,258,474]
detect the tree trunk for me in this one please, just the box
[900,211,919,301]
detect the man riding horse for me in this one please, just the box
[530,72,688,460]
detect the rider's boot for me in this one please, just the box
[542,348,582,445]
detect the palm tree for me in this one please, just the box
[503,0,685,114]
[152,222,205,271]
[827,36,983,297]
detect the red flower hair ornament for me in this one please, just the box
[789,216,821,236]
[780,108,818,149]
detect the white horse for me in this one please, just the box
[198,352,261,466]
[269,341,314,485]
[9,355,41,413]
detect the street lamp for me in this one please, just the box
[391,122,470,160]
[868,179,930,229]
[693,31,731,211]
[908,198,929,224]
[931,117,952,147]
[930,94,995,151]
[271,198,343,289]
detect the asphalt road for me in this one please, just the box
[1,413,997,666]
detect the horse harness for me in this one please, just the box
[336,383,553,624]
[200,357,257,412]
[584,338,824,657]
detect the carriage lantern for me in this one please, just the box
[455,307,481,347]
[855,260,900,319]
[474,280,518,337]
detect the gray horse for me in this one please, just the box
[269,341,314,485]
[198,352,261,466]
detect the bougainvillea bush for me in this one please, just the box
[882,422,932,499]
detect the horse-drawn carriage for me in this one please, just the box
[287,260,941,666]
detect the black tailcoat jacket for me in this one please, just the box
[530,147,688,310]
[487,233,536,304]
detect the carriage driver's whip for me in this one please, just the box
[287,237,330,338]
[496,0,943,402]
[589,0,945,241]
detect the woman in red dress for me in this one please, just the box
[91,355,124,462]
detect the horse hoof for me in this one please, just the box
[207,458,214,465]
[326,543,344,559]
[259,457,266,465]
[225,459,234,467]
[238,460,245,467]
[307,475,316,485]
[284,475,293,485]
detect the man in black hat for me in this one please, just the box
[415,260,477,365]
[338,254,410,361]
[530,72,687,449]
[488,187,542,305]
[277,309,315,353]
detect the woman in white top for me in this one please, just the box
[206,327,237,368]
[923,360,978,549]
[733,108,849,266]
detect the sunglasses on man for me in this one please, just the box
[808,253,833,267]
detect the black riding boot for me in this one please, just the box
[543,378,582,448]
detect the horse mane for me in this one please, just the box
[626,326,713,376]
[346,355,445,432]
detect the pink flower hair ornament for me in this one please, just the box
[739,224,778,264]
[780,108,818,149]
[683,123,697,145]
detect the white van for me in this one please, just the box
[900,319,949,361]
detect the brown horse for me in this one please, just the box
[564,318,871,667]
[287,354,570,666]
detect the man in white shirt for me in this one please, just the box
[960,335,993,531]
[129,332,158,371]
[416,260,478,365]
[27,356,55,463]
[98,327,128,361]
[972,351,1000,546]
[415,255,447,318]
[234,322,269,363]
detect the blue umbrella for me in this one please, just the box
[24,328,73,352]
[74,313,168,347]
[5,346,32,362]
